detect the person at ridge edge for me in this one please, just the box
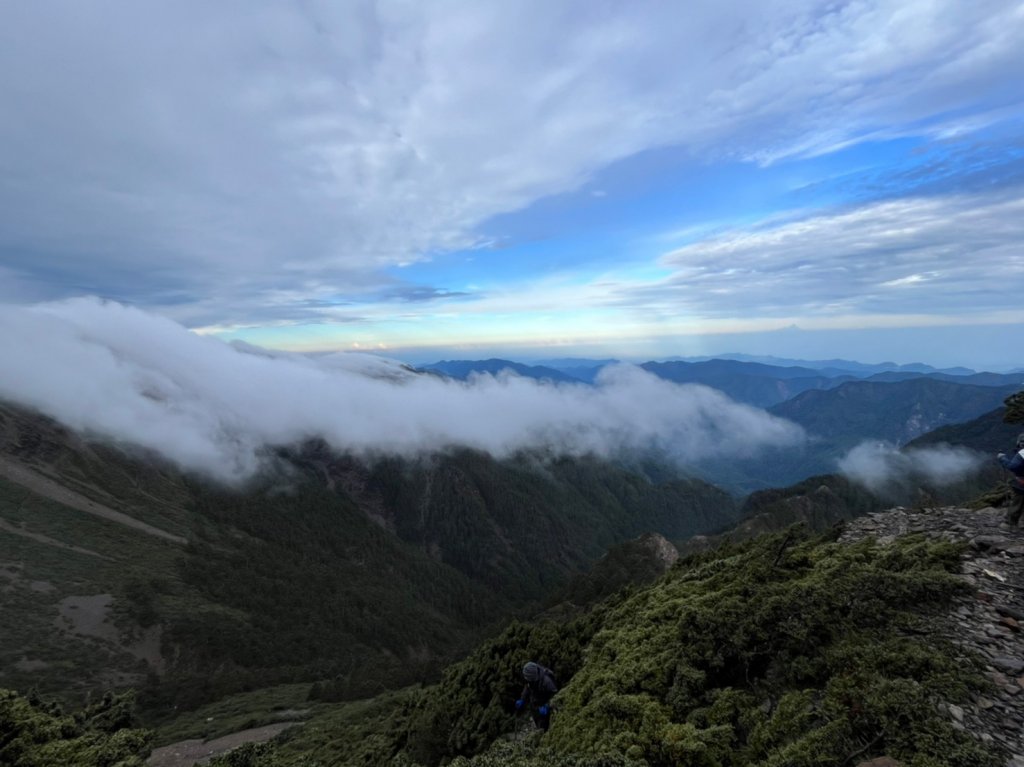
[515,661,557,731]
[997,432,1024,526]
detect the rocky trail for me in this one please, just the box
[840,505,1024,765]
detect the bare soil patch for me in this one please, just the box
[146,722,302,767]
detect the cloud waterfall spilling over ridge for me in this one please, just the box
[0,299,804,481]
[838,441,984,495]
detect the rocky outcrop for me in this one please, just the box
[840,505,1024,765]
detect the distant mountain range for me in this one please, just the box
[639,359,855,407]
[533,352,989,376]
[419,356,1022,410]
[419,358,582,384]
[657,353,981,376]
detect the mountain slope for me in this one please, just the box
[7,513,1010,767]
[687,379,1024,491]
[769,378,1019,446]
[0,401,739,715]
[640,360,852,407]
[308,447,738,603]
[906,404,1021,452]
[238,526,996,767]
[0,403,507,710]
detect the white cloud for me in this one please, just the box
[838,440,985,494]
[630,190,1024,318]
[0,1,1021,325]
[0,299,804,481]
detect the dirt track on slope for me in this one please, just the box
[0,456,186,545]
[0,517,111,559]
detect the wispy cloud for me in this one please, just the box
[838,441,985,495]
[0,1,1021,328]
[616,189,1024,319]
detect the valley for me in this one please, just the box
[1,355,1021,766]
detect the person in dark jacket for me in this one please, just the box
[515,661,557,731]
[998,432,1024,526]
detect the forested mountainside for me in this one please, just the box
[0,401,738,716]
[678,467,987,558]
[302,445,735,601]
[907,405,1022,453]
[639,360,851,408]
[695,378,1018,493]
[683,395,1024,556]
[768,378,1020,446]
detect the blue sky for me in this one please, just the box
[2,1,1023,369]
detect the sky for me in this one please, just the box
[2,0,1024,369]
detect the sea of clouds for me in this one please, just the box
[0,298,806,482]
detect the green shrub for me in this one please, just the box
[0,688,152,767]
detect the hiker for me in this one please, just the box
[997,432,1024,526]
[515,661,557,731]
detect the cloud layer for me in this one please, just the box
[1,1,1022,327]
[0,299,804,481]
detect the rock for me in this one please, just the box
[977,591,994,603]
[855,758,903,767]
[997,605,1024,621]
[949,704,965,722]
[1000,617,1021,632]
[972,536,1010,552]
[992,657,1024,675]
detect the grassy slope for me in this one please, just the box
[0,473,184,699]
